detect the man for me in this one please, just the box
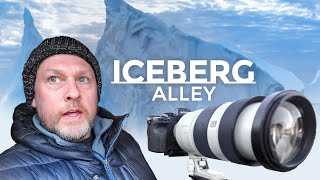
[0,36,156,180]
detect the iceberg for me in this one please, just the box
[302,70,320,121]
[96,0,284,131]
[0,8,42,107]
[0,8,43,153]
[252,58,304,91]
[217,42,304,90]
[21,8,43,60]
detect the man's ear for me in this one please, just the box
[31,98,37,108]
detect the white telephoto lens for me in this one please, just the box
[169,90,315,172]
[234,102,261,161]
[207,102,233,161]
[174,109,204,156]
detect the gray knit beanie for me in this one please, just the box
[22,36,102,105]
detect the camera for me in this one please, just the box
[147,90,316,179]
[147,108,190,156]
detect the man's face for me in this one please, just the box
[32,54,98,142]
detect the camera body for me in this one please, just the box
[147,108,191,156]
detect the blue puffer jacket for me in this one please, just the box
[0,103,156,180]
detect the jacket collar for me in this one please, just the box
[11,103,126,160]
[32,114,113,157]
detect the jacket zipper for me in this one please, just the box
[106,117,127,157]
[92,115,128,180]
[92,151,116,180]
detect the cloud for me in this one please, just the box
[0,1,24,47]
[0,0,107,53]
[299,49,317,54]
[2,0,317,52]
[125,0,195,13]
[127,0,320,20]
[0,60,13,69]
[23,0,105,37]
[60,22,105,52]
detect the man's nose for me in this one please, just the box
[64,80,80,101]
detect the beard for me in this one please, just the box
[36,101,96,142]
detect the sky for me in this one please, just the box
[1,0,319,83]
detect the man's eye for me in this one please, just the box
[49,76,60,83]
[79,77,88,83]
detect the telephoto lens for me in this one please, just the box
[173,90,316,172]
